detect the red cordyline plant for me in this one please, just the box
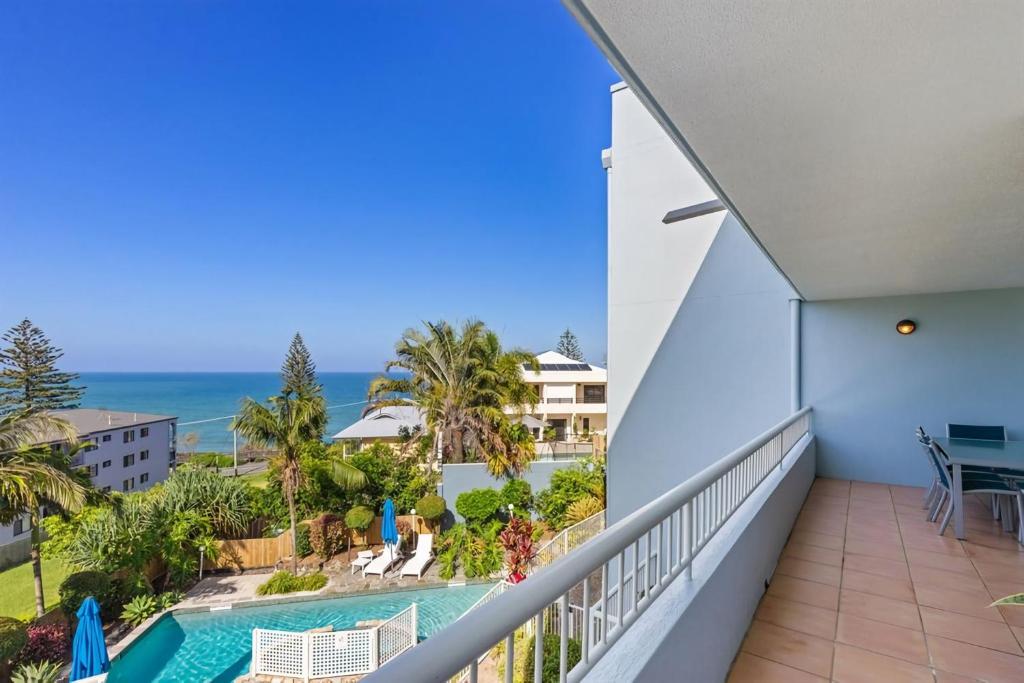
[499,517,536,584]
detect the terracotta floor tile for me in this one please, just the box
[901,533,967,556]
[919,605,1021,655]
[910,565,989,596]
[783,542,843,567]
[831,643,934,683]
[973,559,1024,585]
[776,557,842,587]
[845,526,903,545]
[839,588,921,630]
[906,548,978,577]
[927,634,1024,683]
[842,552,911,580]
[789,530,845,551]
[766,574,840,611]
[842,568,916,602]
[844,537,905,561]
[934,671,982,683]
[741,620,834,678]
[962,542,1024,567]
[914,583,1005,623]
[755,596,838,638]
[1013,625,1024,649]
[727,652,827,683]
[835,613,928,665]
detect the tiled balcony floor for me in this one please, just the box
[728,478,1024,683]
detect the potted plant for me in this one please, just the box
[498,517,537,584]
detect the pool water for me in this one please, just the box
[107,583,492,682]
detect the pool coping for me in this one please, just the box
[106,578,495,664]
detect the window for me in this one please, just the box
[13,518,24,536]
[102,434,111,442]
[102,460,111,468]
[140,450,149,461]
[140,473,149,484]
[123,430,135,443]
[122,477,134,492]
[84,439,98,451]
[86,464,99,477]
[123,454,135,467]
[582,417,591,431]
[101,486,111,493]
[583,385,606,403]
[140,427,149,437]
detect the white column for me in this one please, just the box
[790,298,802,413]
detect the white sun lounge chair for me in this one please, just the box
[362,537,404,579]
[400,534,434,579]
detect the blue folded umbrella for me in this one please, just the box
[71,596,110,682]
[381,498,398,547]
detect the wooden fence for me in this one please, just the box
[211,515,431,571]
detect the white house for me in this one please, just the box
[518,350,607,445]
[0,408,177,568]
[331,405,424,452]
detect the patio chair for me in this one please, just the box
[350,549,375,575]
[362,537,404,579]
[916,427,940,511]
[996,473,1024,545]
[400,534,434,579]
[926,441,1017,536]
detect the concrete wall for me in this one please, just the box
[606,85,796,524]
[803,286,1024,486]
[585,435,815,682]
[440,460,579,524]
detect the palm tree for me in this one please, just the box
[231,392,365,572]
[0,410,90,617]
[367,320,538,476]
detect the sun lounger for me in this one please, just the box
[362,537,404,579]
[400,534,434,579]
[350,549,375,575]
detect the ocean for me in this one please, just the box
[77,372,381,452]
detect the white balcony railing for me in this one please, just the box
[365,407,811,683]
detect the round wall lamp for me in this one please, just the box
[896,319,917,335]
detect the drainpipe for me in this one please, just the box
[790,298,802,413]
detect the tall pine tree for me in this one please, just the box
[281,332,319,397]
[556,328,584,361]
[0,319,84,414]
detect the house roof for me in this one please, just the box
[524,351,607,381]
[34,408,176,443]
[331,405,425,441]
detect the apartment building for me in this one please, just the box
[0,409,177,567]
[520,350,607,445]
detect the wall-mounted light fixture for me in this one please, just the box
[896,319,917,335]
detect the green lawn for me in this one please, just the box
[0,558,72,620]
[240,469,270,489]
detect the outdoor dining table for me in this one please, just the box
[932,437,1024,539]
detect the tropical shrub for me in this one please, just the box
[156,466,253,536]
[256,571,328,596]
[188,452,234,469]
[564,496,603,526]
[0,617,28,669]
[499,479,533,515]
[58,571,116,623]
[308,513,347,559]
[121,594,158,626]
[436,523,502,580]
[498,517,537,581]
[16,624,69,665]
[535,464,605,530]
[294,522,312,557]
[161,509,219,589]
[157,591,183,611]
[349,445,437,513]
[456,488,502,526]
[521,634,582,683]
[344,506,374,536]
[11,660,61,683]
[415,494,446,525]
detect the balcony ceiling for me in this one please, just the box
[568,1,1024,300]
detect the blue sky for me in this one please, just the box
[0,2,618,371]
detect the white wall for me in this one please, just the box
[803,287,1024,486]
[606,85,796,523]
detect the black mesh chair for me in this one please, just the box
[947,424,1008,441]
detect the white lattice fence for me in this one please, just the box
[251,629,307,678]
[309,629,375,678]
[378,604,418,665]
[252,604,417,679]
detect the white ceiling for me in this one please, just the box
[567,1,1024,300]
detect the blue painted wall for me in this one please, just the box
[803,286,1024,486]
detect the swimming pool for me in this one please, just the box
[107,583,492,682]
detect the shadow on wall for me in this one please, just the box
[608,216,796,524]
